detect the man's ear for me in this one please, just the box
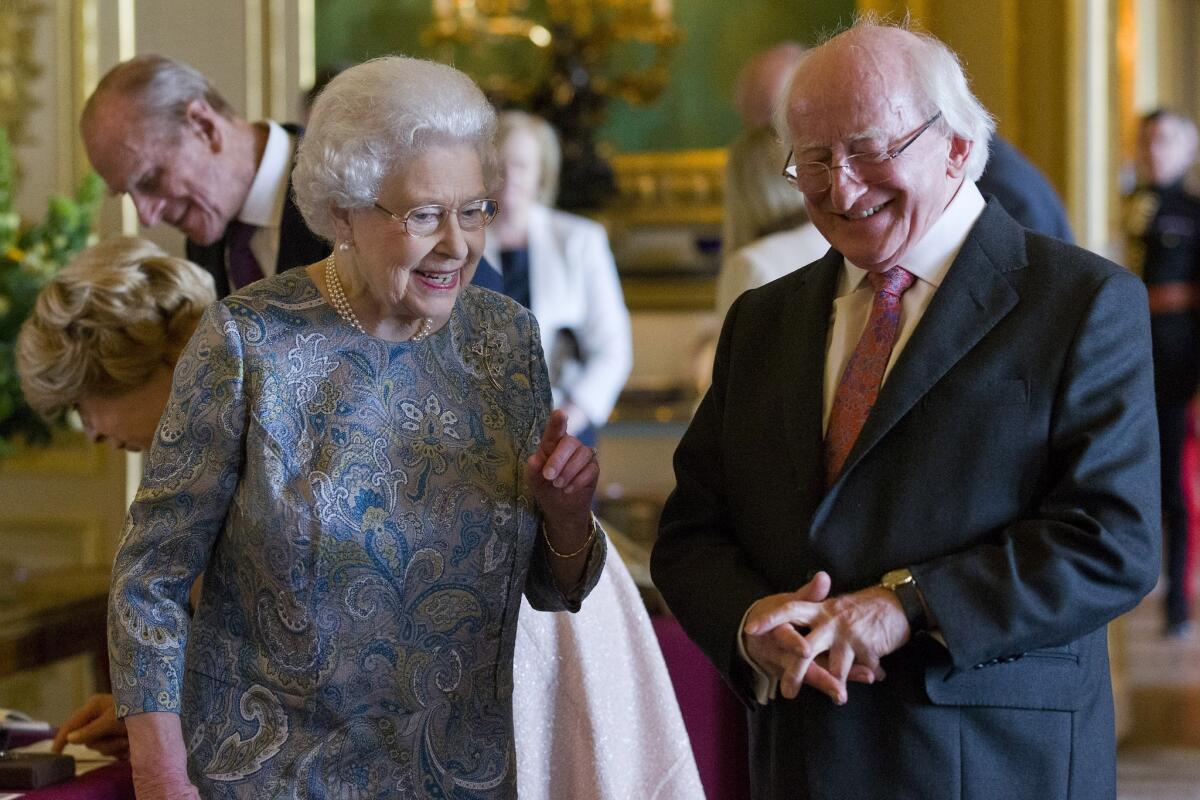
[946,135,972,178]
[183,98,222,154]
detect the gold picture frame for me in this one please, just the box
[593,148,726,311]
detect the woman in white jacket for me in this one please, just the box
[484,111,632,446]
[488,111,703,800]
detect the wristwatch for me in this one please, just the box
[879,568,927,632]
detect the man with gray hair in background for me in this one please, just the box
[721,40,813,255]
[715,41,830,318]
[80,55,328,297]
[654,18,1159,799]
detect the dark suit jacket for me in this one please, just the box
[186,123,328,298]
[651,201,1160,800]
[977,136,1075,243]
[471,257,505,293]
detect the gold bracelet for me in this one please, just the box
[541,517,597,559]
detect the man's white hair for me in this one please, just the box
[82,55,236,143]
[293,56,498,241]
[774,17,996,183]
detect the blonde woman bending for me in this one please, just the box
[18,236,215,452]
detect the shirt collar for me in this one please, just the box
[237,120,293,228]
[842,179,987,292]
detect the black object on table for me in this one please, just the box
[0,728,76,789]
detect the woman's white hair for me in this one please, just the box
[774,16,996,183]
[293,56,498,241]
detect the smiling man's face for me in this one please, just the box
[83,95,243,246]
[784,28,970,272]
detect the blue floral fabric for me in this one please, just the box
[107,272,604,798]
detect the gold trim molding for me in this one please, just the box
[603,148,727,227]
[298,0,315,91]
[0,0,40,150]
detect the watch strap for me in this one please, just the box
[890,577,927,632]
[880,569,927,633]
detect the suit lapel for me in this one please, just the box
[278,125,305,274]
[778,250,842,505]
[819,202,1024,504]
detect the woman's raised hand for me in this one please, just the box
[527,409,598,531]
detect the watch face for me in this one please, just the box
[882,568,912,588]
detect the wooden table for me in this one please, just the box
[0,566,111,691]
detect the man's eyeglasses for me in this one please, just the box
[373,198,500,238]
[782,111,944,194]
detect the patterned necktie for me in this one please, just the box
[226,220,264,290]
[824,266,916,486]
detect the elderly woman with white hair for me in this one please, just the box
[107,56,605,800]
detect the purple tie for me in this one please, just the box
[226,220,264,290]
[824,266,916,486]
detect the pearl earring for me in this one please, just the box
[338,241,351,252]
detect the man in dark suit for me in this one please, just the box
[977,135,1075,242]
[80,55,328,297]
[652,20,1159,800]
[1125,108,1200,638]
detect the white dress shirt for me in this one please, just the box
[822,181,987,429]
[234,120,295,279]
[741,180,987,704]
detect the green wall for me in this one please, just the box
[314,1,856,153]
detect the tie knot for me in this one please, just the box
[227,220,258,247]
[868,266,915,298]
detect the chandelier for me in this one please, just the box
[425,0,679,106]
[425,0,681,209]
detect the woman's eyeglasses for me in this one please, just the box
[373,198,500,238]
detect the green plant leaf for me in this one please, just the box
[0,133,103,455]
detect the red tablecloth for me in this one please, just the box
[20,762,132,800]
[651,614,751,800]
[1182,408,1200,596]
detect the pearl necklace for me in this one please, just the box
[324,253,433,341]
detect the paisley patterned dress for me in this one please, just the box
[107,272,605,799]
